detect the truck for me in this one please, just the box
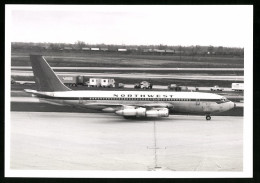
[231,83,244,91]
[168,84,182,91]
[134,83,141,89]
[168,84,177,90]
[210,85,224,91]
[140,81,152,89]
[180,86,188,91]
[88,78,102,87]
[58,75,78,86]
[134,81,152,89]
[100,79,115,88]
[117,83,125,88]
[58,75,89,87]
[55,75,118,88]
[88,78,116,88]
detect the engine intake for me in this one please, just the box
[115,108,169,117]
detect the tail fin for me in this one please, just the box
[30,55,71,91]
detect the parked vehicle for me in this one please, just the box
[134,81,153,89]
[88,78,102,87]
[100,79,115,88]
[11,77,16,84]
[134,81,152,89]
[180,86,188,91]
[168,84,183,91]
[11,77,35,85]
[210,85,224,91]
[175,86,182,91]
[58,75,78,86]
[168,84,177,90]
[58,75,115,87]
[117,83,125,88]
[140,81,152,89]
[231,83,244,91]
[58,75,89,87]
[134,83,141,89]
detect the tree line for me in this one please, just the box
[11,42,244,57]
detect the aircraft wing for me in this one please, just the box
[83,102,173,110]
[137,103,173,109]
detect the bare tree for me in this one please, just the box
[75,40,86,50]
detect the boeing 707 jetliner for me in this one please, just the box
[25,55,235,120]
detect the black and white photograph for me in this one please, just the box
[5,5,253,178]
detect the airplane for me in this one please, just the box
[11,78,35,85]
[24,55,236,120]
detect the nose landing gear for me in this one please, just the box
[206,115,211,120]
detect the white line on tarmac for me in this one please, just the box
[11,66,244,71]
[11,97,39,103]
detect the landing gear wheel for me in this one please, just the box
[206,115,211,120]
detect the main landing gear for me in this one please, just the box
[206,115,211,120]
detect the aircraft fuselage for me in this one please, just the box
[26,89,235,116]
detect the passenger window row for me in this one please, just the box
[88,97,192,101]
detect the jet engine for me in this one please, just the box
[146,108,169,117]
[115,108,169,118]
[115,107,146,117]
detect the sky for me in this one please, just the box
[6,5,252,47]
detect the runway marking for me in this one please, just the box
[11,66,244,71]
[11,97,39,103]
[215,161,222,169]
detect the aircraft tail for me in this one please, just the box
[30,55,71,91]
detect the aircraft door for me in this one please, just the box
[196,98,200,105]
[79,97,84,104]
[203,101,210,112]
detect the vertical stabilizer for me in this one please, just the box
[30,55,71,91]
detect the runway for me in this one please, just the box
[9,112,243,171]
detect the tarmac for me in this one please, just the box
[11,70,244,81]
[9,112,243,171]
